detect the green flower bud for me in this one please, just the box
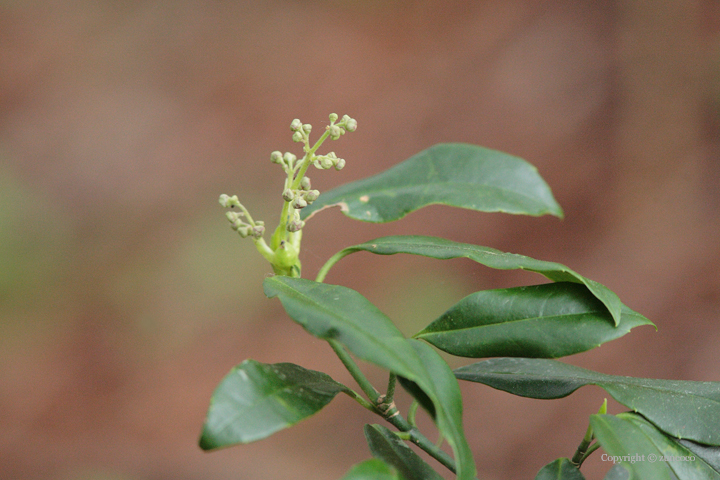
[320,156,334,169]
[302,124,312,133]
[345,117,357,132]
[219,194,241,208]
[334,158,346,170]
[329,113,338,123]
[270,150,283,164]
[251,225,265,238]
[292,131,303,142]
[226,211,240,223]
[283,152,297,164]
[238,225,250,238]
[300,177,311,190]
[255,220,264,226]
[286,219,305,232]
[282,189,295,202]
[292,196,308,209]
[328,125,343,140]
[305,190,320,202]
[290,118,302,131]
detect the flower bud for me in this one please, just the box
[282,189,295,202]
[292,196,308,209]
[329,113,338,123]
[251,225,265,238]
[270,150,283,164]
[300,177,311,190]
[219,194,241,208]
[292,131,303,142]
[345,117,357,132]
[334,158,346,170]
[283,152,297,164]
[287,219,305,232]
[237,225,250,238]
[305,190,320,202]
[226,211,240,223]
[302,124,312,133]
[320,157,334,169]
[328,125,343,140]
[290,118,302,131]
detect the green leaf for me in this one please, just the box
[199,360,346,450]
[604,465,630,480]
[320,235,638,326]
[264,276,477,480]
[301,143,563,223]
[591,414,672,480]
[416,283,651,358]
[364,424,444,480]
[535,458,586,480]
[454,358,720,445]
[340,459,405,480]
[592,413,720,479]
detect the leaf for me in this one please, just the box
[339,459,405,480]
[591,413,720,479]
[364,424,444,480]
[321,235,637,326]
[199,360,346,450]
[591,414,672,480]
[454,358,720,445]
[415,282,651,358]
[301,143,563,223]
[604,465,630,480]
[535,458,586,480]
[264,276,477,480]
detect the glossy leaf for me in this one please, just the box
[301,143,563,223]
[604,465,630,480]
[199,360,347,450]
[340,459,404,480]
[364,424,444,480]
[592,413,720,480]
[535,458,586,480]
[454,358,720,445]
[264,276,477,480]
[416,283,651,358]
[321,235,633,326]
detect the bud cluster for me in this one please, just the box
[326,114,357,140]
[290,118,313,144]
[270,150,298,173]
[313,151,346,171]
[219,194,265,239]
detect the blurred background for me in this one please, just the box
[2,1,720,479]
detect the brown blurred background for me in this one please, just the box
[2,1,720,479]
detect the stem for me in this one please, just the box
[385,373,397,403]
[578,442,602,465]
[325,340,457,474]
[571,423,596,467]
[328,339,380,402]
[341,388,380,414]
[316,248,356,283]
[385,413,457,474]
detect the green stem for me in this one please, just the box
[325,340,457,474]
[340,388,380,414]
[316,248,355,283]
[578,442,602,466]
[385,373,397,403]
[328,339,380,402]
[385,413,457,474]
